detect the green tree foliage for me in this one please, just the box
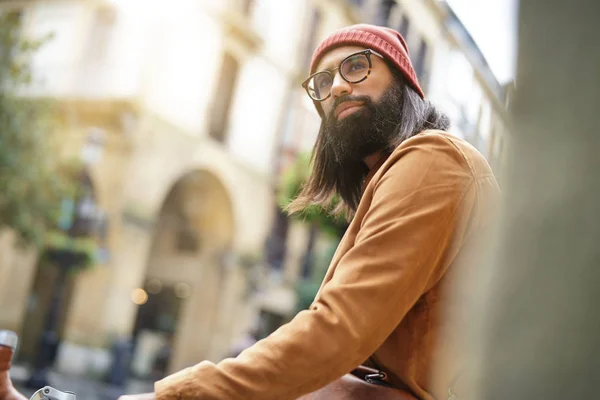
[278,152,347,238]
[0,11,68,248]
[279,153,349,313]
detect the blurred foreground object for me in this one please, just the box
[29,386,75,400]
[0,331,27,400]
[469,1,600,399]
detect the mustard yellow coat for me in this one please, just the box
[155,130,501,399]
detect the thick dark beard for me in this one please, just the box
[323,82,404,164]
[315,82,404,208]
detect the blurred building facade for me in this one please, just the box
[0,0,316,378]
[0,0,511,381]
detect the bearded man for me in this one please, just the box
[118,24,500,400]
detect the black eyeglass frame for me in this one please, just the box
[302,49,384,102]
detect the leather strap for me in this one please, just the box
[350,365,394,386]
[351,364,416,397]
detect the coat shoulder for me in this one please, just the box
[391,130,493,179]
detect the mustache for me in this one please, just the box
[328,95,373,121]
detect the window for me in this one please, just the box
[303,8,321,69]
[377,0,397,26]
[456,104,477,142]
[209,53,240,143]
[86,6,115,61]
[490,132,504,172]
[398,14,410,39]
[475,102,492,158]
[413,37,429,82]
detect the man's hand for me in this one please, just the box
[117,393,156,400]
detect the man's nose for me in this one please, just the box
[330,71,352,99]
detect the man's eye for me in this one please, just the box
[348,61,367,71]
[317,77,331,89]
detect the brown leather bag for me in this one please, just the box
[297,365,416,400]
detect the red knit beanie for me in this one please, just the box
[309,24,424,117]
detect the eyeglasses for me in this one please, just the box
[302,49,384,102]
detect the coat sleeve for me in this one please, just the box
[155,134,476,400]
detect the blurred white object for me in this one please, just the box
[29,386,75,400]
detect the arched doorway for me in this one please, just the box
[129,170,235,379]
